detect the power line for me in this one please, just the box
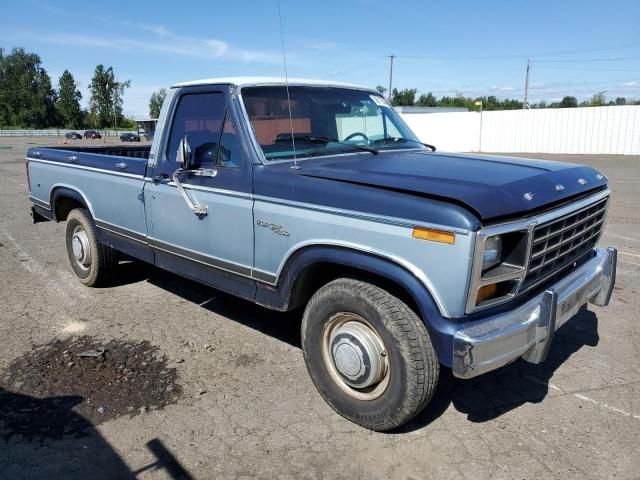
[390,42,640,61]
[534,57,640,63]
[325,56,386,77]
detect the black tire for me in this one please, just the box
[301,278,439,431]
[65,208,118,286]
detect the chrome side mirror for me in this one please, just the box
[176,135,192,170]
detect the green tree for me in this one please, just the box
[391,88,417,106]
[588,91,607,107]
[148,88,167,119]
[0,47,57,127]
[559,96,578,108]
[88,64,130,128]
[615,97,627,105]
[56,70,83,128]
[416,92,437,107]
[375,85,387,96]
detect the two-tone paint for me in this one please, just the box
[26,78,611,368]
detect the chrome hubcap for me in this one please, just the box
[71,226,91,271]
[323,313,389,400]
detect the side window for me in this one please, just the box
[165,92,241,170]
[217,115,242,168]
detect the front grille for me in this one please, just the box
[521,197,608,292]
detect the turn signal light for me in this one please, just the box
[412,227,455,245]
[476,283,498,305]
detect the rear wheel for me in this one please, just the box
[301,278,439,431]
[65,208,118,286]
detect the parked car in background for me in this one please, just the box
[26,77,617,431]
[65,131,82,140]
[120,132,141,142]
[83,130,102,139]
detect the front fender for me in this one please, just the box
[254,245,459,367]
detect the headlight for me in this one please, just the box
[482,235,502,271]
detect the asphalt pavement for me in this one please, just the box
[0,137,638,479]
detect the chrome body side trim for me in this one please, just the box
[253,194,470,234]
[26,157,145,179]
[453,247,617,379]
[94,219,147,244]
[147,236,254,279]
[28,195,51,210]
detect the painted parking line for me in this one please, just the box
[523,375,640,420]
[619,251,640,258]
[607,233,640,243]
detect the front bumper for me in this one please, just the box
[452,247,617,379]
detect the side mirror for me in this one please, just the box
[176,135,192,170]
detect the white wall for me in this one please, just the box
[401,105,640,155]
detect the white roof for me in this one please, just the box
[171,76,373,90]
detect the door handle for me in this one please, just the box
[152,174,169,184]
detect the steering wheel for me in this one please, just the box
[343,132,369,143]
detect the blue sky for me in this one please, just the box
[2,0,639,117]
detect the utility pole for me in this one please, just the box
[388,54,395,102]
[523,58,531,109]
[113,81,117,131]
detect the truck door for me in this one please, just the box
[144,87,255,296]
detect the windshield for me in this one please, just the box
[241,86,424,161]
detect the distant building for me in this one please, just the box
[134,118,158,135]
[394,106,469,114]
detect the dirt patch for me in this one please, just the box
[234,353,264,367]
[0,336,182,425]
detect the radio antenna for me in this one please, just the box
[277,0,299,170]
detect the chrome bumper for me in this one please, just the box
[452,247,617,379]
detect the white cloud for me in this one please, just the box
[622,81,639,87]
[491,85,515,93]
[16,26,282,65]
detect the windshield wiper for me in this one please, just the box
[279,135,379,155]
[372,137,436,151]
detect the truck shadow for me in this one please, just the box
[113,260,600,431]
[122,262,304,349]
[401,308,600,432]
[0,389,193,479]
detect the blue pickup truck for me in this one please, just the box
[26,77,617,431]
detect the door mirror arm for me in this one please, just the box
[172,169,208,218]
[173,135,209,217]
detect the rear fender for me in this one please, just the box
[50,185,94,221]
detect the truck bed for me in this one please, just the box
[26,145,150,178]
[44,144,151,159]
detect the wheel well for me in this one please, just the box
[54,196,85,221]
[289,262,421,316]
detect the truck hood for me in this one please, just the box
[293,151,608,220]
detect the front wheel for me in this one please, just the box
[301,278,439,431]
[65,208,118,286]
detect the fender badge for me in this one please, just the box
[524,192,535,201]
[256,219,290,236]
[555,184,565,191]
[578,178,587,185]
